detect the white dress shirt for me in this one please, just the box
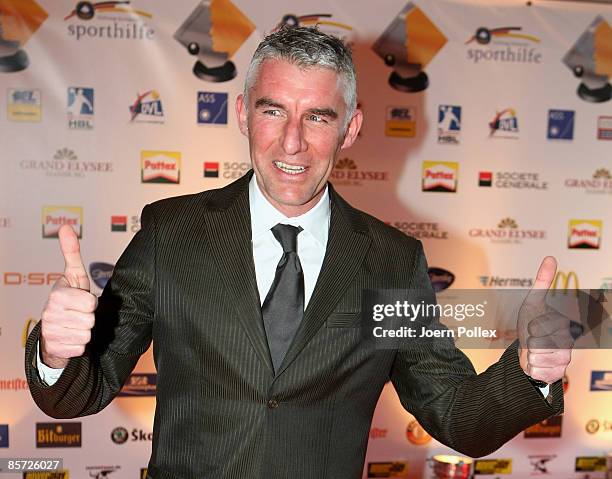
[37,175,548,398]
[249,175,330,308]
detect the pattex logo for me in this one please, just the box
[64,1,154,41]
[466,26,541,64]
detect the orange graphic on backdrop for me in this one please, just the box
[210,0,255,58]
[404,6,447,68]
[594,18,612,77]
[0,0,47,44]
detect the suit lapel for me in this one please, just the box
[275,186,372,377]
[203,172,275,374]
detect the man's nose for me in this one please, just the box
[281,116,307,155]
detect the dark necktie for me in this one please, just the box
[262,223,304,373]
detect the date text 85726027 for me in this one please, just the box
[0,458,62,473]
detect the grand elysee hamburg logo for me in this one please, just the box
[421,161,458,192]
[20,148,113,178]
[567,220,602,249]
[465,25,542,64]
[330,158,389,187]
[469,218,546,244]
[42,206,83,239]
[64,1,154,41]
[0,0,48,73]
[565,168,612,194]
[141,151,180,184]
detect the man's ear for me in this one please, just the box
[340,108,363,150]
[236,93,248,136]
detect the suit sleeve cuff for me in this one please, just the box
[36,340,65,386]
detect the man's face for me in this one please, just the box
[236,59,362,217]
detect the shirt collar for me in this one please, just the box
[249,174,330,248]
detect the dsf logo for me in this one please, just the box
[141,151,180,184]
[567,220,602,249]
[42,206,83,238]
[421,161,458,192]
[3,273,62,286]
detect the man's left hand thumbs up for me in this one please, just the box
[518,256,573,385]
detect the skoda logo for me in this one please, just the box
[585,419,600,434]
[111,427,129,444]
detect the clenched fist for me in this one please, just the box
[40,224,97,369]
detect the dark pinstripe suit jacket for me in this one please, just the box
[25,171,563,479]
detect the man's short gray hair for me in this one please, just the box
[243,25,357,130]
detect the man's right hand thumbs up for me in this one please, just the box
[40,225,98,369]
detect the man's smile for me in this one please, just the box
[273,160,307,175]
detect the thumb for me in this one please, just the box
[532,256,558,290]
[58,224,90,290]
[521,256,558,326]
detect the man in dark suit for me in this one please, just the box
[25,26,570,478]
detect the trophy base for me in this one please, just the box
[0,49,29,73]
[577,82,611,103]
[388,71,429,93]
[193,60,236,82]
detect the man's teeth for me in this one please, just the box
[274,161,306,174]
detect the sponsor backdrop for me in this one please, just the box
[0,0,611,478]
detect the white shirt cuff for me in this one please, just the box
[36,341,64,386]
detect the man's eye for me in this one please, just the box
[263,109,281,116]
[308,114,326,123]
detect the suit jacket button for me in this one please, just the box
[267,398,279,409]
